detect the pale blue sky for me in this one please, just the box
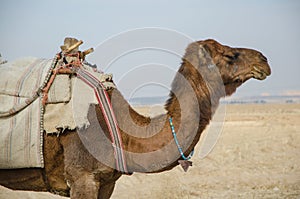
[1,0,299,98]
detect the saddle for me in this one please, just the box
[0,38,116,169]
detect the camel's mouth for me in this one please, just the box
[228,65,271,85]
[225,74,251,87]
[251,66,270,80]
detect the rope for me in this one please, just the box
[169,117,194,160]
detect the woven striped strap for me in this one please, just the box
[76,68,128,173]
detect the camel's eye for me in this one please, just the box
[225,52,240,61]
[233,52,240,59]
[224,52,240,65]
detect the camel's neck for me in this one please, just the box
[112,62,223,173]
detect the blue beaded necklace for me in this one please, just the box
[169,117,194,160]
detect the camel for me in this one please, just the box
[0,39,271,198]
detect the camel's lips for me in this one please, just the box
[251,66,271,80]
[227,65,270,86]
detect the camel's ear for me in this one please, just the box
[183,42,201,68]
[201,43,212,57]
[201,40,224,58]
[184,42,215,69]
[197,45,216,69]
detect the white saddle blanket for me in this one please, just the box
[0,58,52,168]
[0,57,115,168]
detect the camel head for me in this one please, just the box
[184,39,271,96]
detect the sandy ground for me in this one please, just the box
[0,104,299,199]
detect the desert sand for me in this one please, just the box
[0,104,299,198]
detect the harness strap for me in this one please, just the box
[76,68,128,174]
[42,52,128,173]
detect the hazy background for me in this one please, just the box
[1,0,299,99]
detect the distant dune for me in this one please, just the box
[129,94,300,106]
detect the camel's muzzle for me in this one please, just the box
[251,65,271,80]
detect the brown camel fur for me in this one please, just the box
[0,39,271,198]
